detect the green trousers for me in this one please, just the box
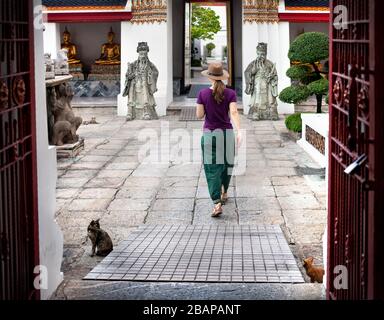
[201,129,235,204]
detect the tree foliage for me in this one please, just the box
[308,78,329,96]
[280,86,311,105]
[191,4,221,41]
[288,32,329,64]
[279,32,329,113]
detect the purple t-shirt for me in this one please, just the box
[197,88,236,130]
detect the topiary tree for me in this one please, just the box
[206,43,216,57]
[279,32,329,113]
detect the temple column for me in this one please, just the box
[34,2,64,299]
[242,0,293,115]
[118,0,173,117]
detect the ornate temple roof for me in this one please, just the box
[285,0,329,10]
[42,0,128,10]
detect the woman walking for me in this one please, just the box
[196,62,241,217]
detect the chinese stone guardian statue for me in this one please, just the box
[244,43,279,121]
[122,42,159,121]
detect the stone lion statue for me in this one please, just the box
[48,83,82,146]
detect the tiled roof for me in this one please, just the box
[42,0,128,8]
[285,0,329,8]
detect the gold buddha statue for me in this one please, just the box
[95,28,121,65]
[61,27,81,65]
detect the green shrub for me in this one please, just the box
[279,85,310,104]
[285,113,302,133]
[191,59,202,67]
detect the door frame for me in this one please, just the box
[367,0,384,300]
[182,0,235,89]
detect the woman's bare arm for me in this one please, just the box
[230,102,242,145]
[229,102,240,131]
[196,104,205,119]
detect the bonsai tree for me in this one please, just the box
[279,32,329,113]
[206,43,216,57]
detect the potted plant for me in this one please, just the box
[206,43,216,57]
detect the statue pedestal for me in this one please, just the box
[69,80,120,97]
[88,64,120,81]
[70,64,121,97]
[56,138,85,159]
[127,107,158,121]
[69,63,83,72]
[69,63,84,81]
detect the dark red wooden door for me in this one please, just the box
[0,0,40,300]
[328,0,384,300]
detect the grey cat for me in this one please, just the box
[87,219,113,257]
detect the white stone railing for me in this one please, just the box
[297,113,329,168]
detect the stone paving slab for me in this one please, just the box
[84,224,304,283]
[157,186,197,199]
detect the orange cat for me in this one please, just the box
[303,257,325,283]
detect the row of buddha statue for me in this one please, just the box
[61,27,121,67]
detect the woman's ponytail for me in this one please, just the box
[212,80,225,104]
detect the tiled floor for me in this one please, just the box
[84,224,304,283]
[179,107,201,121]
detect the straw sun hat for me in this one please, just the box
[201,61,229,81]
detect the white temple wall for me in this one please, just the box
[35,1,64,300]
[118,5,173,118]
[43,22,61,59]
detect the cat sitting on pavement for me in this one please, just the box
[87,219,113,257]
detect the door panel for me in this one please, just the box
[328,0,384,300]
[0,0,39,300]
